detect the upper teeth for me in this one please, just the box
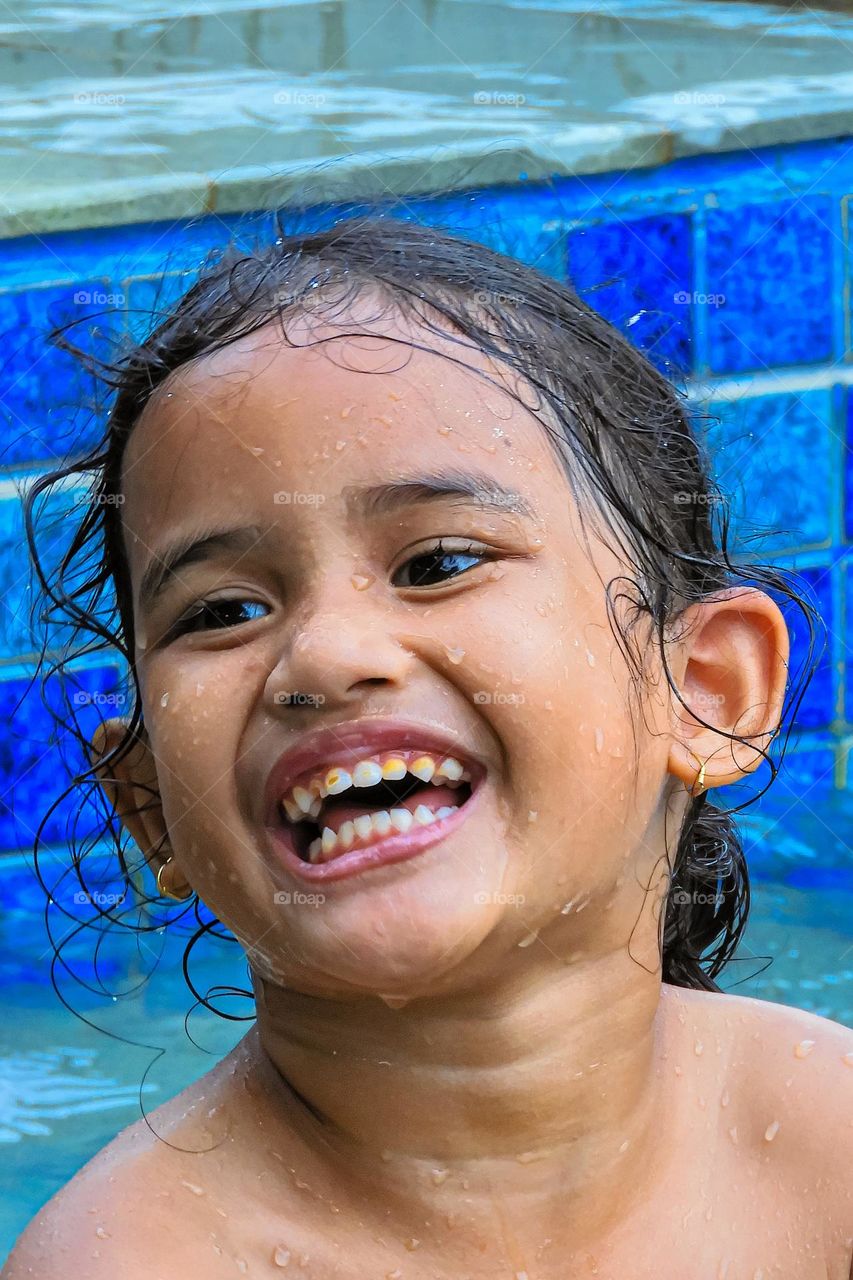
[280,752,470,821]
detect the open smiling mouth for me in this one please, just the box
[269,749,482,878]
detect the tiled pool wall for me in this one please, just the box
[1,132,852,859]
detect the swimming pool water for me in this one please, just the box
[0,844,850,1262]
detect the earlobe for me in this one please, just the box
[666,586,789,794]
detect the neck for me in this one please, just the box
[249,949,677,1251]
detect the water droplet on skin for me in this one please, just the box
[694,1040,704,1056]
[340,404,355,418]
[487,566,506,581]
[236,1260,248,1274]
[160,692,170,707]
[181,1181,204,1195]
[618,1139,630,1153]
[404,1238,420,1251]
[437,425,451,436]
[272,1246,291,1267]
[528,810,538,823]
[445,646,465,664]
[763,1120,780,1142]
[95,1226,110,1239]
[518,931,539,948]
[728,1126,738,1145]
[386,1271,403,1279]
[793,1039,815,1058]
[843,1052,853,1066]
[594,727,604,753]
[720,1089,730,1108]
[379,993,410,1009]
[586,650,596,667]
[431,1168,449,1185]
[335,440,347,451]
[351,573,375,591]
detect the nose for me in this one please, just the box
[263,604,414,715]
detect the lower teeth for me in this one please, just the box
[306,804,459,863]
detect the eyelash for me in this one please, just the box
[164,541,491,639]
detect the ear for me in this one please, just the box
[667,586,789,793]
[90,718,192,895]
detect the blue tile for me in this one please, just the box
[845,388,853,542]
[0,664,127,853]
[775,565,835,731]
[844,560,853,726]
[705,198,835,374]
[703,390,833,554]
[124,272,195,342]
[0,483,120,661]
[566,213,692,377]
[0,281,119,467]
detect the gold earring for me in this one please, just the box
[155,858,193,901]
[690,757,707,798]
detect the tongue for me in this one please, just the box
[319,783,462,836]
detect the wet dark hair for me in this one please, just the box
[24,211,818,1009]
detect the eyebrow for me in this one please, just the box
[343,469,538,520]
[137,472,536,611]
[137,524,267,612]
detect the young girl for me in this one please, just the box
[6,216,852,1279]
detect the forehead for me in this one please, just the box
[119,310,569,546]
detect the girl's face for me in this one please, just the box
[119,305,682,998]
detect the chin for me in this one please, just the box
[264,869,506,999]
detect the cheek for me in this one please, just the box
[140,652,261,845]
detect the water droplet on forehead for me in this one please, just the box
[351,573,374,591]
[160,692,170,707]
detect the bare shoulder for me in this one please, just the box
[666,984,853,1223]
[1,1042,252,1280]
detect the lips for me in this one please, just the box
[262,718,487,883]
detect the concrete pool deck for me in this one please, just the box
[1,0,853,237]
